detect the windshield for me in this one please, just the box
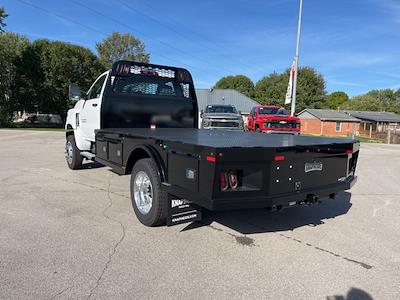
[111,75,190,99]
[205,105,237,114]
[258,107,288,115]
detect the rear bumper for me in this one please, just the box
[208,176,357,210]
[164,176,357,211]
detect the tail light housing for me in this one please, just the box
[219,169,263,192]
[220,171,237,191]
[348,150,359,176]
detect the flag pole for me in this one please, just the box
[291,0,303,116]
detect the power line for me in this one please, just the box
[15,0,216,73]
[129,0,269,74]
[68,0,237,75]
[16,0,108,37]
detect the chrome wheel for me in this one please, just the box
[133,171,153,215]
[66,141,73,165]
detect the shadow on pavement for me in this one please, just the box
[327,287,374,300]
[80,161,104,170]
[183,192,352,234]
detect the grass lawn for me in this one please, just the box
[354,136,385,143]
[0,127,65,132]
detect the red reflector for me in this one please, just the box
[206,156,216,162]
[275,155,285,161]
[346,150,353,154]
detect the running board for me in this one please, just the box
[81,151,95,160]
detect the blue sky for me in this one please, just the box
[3,0,400,96]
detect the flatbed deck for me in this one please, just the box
[98,128,356,148]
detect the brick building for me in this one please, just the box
[297,109,361,136]
[346,111,400,138]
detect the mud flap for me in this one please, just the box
[167,194,202,226]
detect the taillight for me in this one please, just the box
[219,169,263,192]
[220,172,229,191]
[220,171,238,191]
[227,171,238,189]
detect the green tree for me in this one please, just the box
[325,91,349,109]
[0,6,8,32]
[254,67,326,112]
[254,71,287,106]
[12,42,43,114]
[214,75,254,97]
[29,40,105,119]
[342,94,381,112]
[96,32,150,69]
[343,89,400,114]
[0,32,29,126]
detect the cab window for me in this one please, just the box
[112,76,185,98]
[88,74,107,99]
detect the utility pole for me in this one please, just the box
[291,0,303,116]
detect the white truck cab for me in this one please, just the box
[65,71,109,151]
[64,61,200,171]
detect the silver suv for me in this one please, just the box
[201,105,244,130]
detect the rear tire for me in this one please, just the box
[130,158,167,226]
[66,134,83,170]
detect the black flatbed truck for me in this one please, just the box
[66,61,359,227]
[95,128,358,225]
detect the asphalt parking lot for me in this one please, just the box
[0,130,399,300]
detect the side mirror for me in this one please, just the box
[69,83,83,101]
[200,110,204,118]
[238,110,242,115]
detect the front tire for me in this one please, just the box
[130,158,167,226]
[66,134,83,170]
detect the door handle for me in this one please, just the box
[92,103,98,107]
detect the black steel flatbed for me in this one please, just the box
[98,128,356,148]
[96,128,358,222]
